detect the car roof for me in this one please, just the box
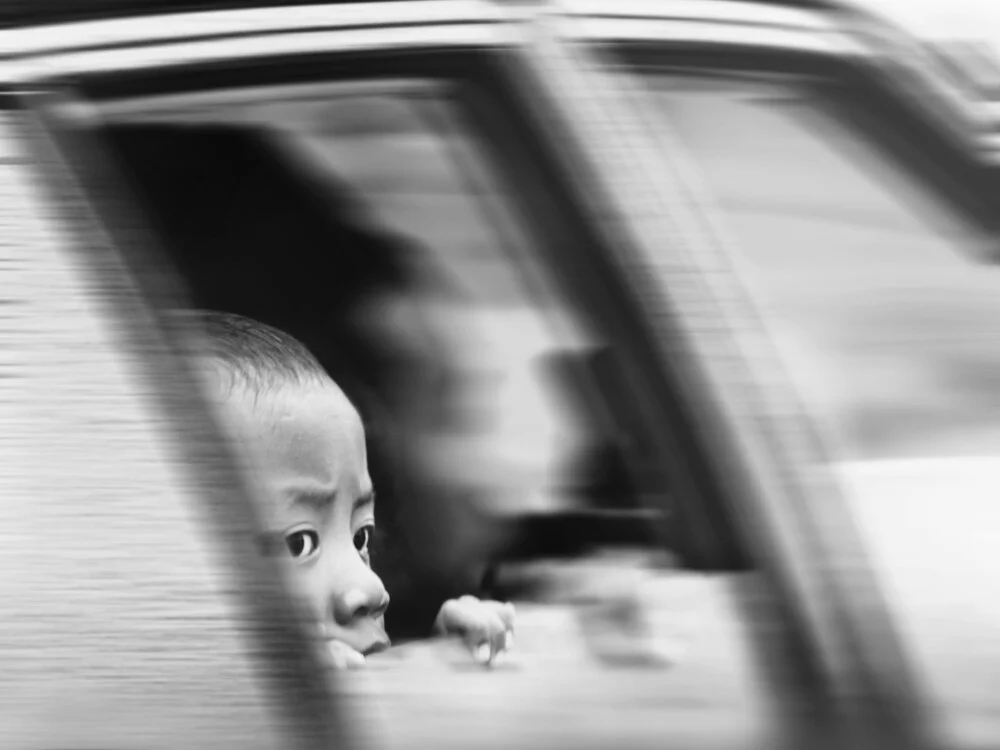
[0,0,832,30]
[0,0,431,28]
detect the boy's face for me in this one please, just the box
[218,378,390,657]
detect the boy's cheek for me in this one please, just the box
[275,567,327,624]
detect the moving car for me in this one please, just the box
[1,1,996,749]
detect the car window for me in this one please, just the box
[623,68,1000,749]
[96,84,610,550]
[58,76,809,749]
[0,110,335,750]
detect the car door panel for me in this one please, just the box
[0,103,345,750]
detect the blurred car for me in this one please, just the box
[1,1,997,750]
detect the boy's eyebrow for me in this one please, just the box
[287,490,334,512]
[285,487,375,511]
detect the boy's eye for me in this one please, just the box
[353,525,374,555]
[285,528,320,560]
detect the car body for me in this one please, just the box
[1,1,997,749]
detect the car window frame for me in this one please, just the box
[0,3,898,748]
[19,10,748,571]
[563,7,1000,750]
[4,0,778,565]
[0,5,519,750]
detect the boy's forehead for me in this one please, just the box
[216,379,370,500]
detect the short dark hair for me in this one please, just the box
[192,310,329,395]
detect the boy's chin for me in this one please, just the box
[315,617,390,661]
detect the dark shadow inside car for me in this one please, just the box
[100,121,667,639]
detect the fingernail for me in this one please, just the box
[475,642,492,664]
[492,650,507,666]
[504,630,514,651]
[348,652,367,669]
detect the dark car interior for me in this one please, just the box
[96,119,674,637]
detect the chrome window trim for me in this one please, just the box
[0,0,513,85]
[0,0,506,56]
[555,0,862,54]
[1,25,513,84]
[558,0,834,29]
[563,17,862,56]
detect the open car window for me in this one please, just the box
[35,65,820,749]
[620,66,1000,749]
[90,82,623,577]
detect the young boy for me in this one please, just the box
[195,310,515,669]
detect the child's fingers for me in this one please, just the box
[435,597,517,666]
[438,598,504,664]
[474,624,509,666]
[465,611,510,666]
[445,598,515,634]
[457,610,497,661]
[481,601,515,656]
[490,600,516,635]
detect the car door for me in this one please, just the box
[0,83,349,750]
[0,1,903,749]
[565,0,1000,748]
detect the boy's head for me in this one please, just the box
[195,311,390,656]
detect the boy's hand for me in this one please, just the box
[433,595,516,666]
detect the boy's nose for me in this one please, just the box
[332,575,390,626]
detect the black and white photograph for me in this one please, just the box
[1,0,999,748]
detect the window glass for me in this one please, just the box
[626,68,1000,748]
